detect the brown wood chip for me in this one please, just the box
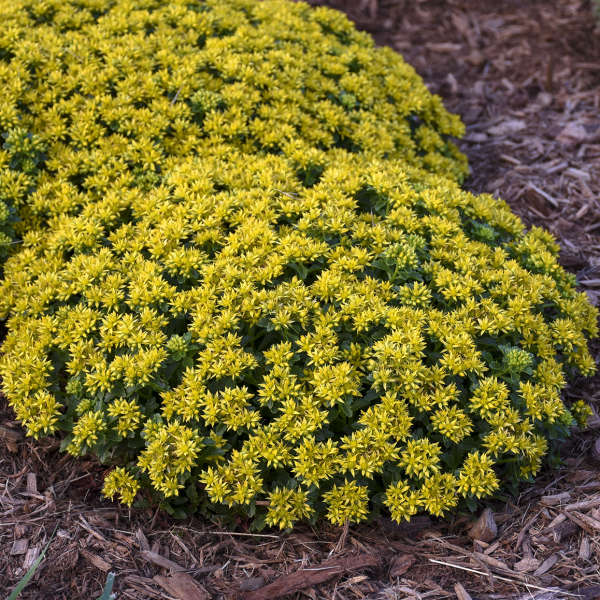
[140,549,185,572]
[10,538,29,556]
[243,553,380,600]
[472,552,511,573]
[0,425,23,453]
[26,473,38,495]
[540,492,571,506]
[513,557,541,573]
[153,573,209,600]
[454,582,473,600]
[468,508,497,542]
[533,554,559,577]
[22,547,40,570]
[389,553,416,578]
[81,549,112,572]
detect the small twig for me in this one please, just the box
[428,559,582,597]
[170,87,182,105]
[274,188,299,199]
[174,528,279,539]
[528,183,559,208]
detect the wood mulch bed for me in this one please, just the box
[2,1,600,598]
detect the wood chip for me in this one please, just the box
[389,553,416,578]
[10,538,29,556]
[544,513,566,532]
[565,511,600,534]
[579,536,591,561]
[154,573,209,600]
[426,42,462,52]
[533,554,559,576]
[78,516,107,543]
[513,557,541,573]
[552,520,579,543]
[579,280,600,289]
[454,582,473,600]
[243,553,380,600]
[22,547,40,571]
[527,184,559,208]
[557,122,589,146]
[473,552,511,573]
[81,549,112,572]
[488,119,526,136]
[140,550,185,572]
[468,508,497,542]
[541,492,571,506]
[136,528,150,552]
[26,473,38,495]
[239,577,266,592]
[0,425,22,452]
[565,167,591,181]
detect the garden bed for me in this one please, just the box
[2,1,600,598]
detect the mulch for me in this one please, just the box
[2,1,600,599]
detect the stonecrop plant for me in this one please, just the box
[1,149,597,527]
[0,0,466,241]
[0,0,597,530]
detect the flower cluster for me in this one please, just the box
[0,0,596,530]
[1,148,596,527]
[0,0,467,245]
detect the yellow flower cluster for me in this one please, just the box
[1,148,596,526]
[0,0,467,243]
[0,0,596,529]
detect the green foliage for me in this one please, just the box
[97,573,116,600]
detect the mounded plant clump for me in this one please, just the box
[0,0,466,243]
[1,149,596,527]
[0,0,597,529]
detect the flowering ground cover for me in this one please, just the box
[6,0,594,594]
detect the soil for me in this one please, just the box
[2,1,600,599]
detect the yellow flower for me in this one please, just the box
[323,480,369,525]
[457,452,499,498]
[102,467,140,506]
[266,487,314,529]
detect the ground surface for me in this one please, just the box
[2,1,600,599]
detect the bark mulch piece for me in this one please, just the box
[3,1,600,599]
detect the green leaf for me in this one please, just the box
[96,572,116,600]
[7,527,57,600]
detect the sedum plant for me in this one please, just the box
[0,0,466,241]
[0,148,596,528]
[0,0,596,530]
[0,126,46,265]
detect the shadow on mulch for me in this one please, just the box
[2,1,600,599]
